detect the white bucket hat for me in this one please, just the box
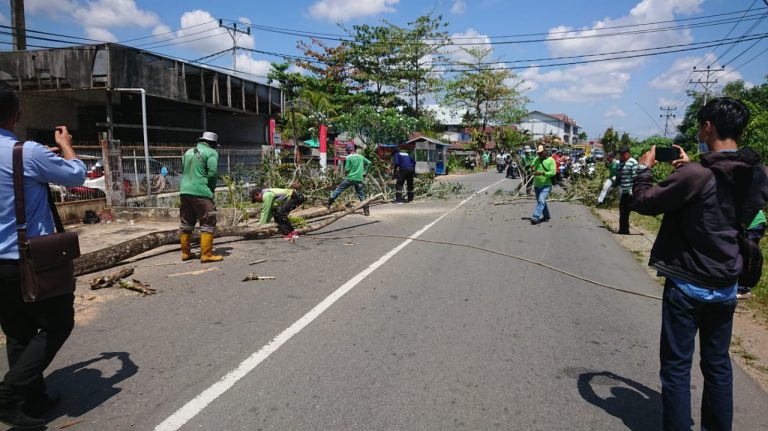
[200,131,218,143]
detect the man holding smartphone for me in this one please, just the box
[631,97,768,431]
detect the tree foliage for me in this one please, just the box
[442,46,528,150]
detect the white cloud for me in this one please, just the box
[72,0,161,28]
[657,96,678,107]
[308,0,399,22]
[151,24,173,40]
[235,53,271,79]
[238,17,252,25]
[648,52,743,92]
[448,28,492,63]
[604,106,627,118]
[451,0,467,14]
[175,10,255,55]
[527,0,704,102]
[26,0,75,16]
[0,12,8,25]
[85,26,117,42]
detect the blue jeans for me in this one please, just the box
[531,185,551,221]
[660,279,737,431]
[330,179,365,201]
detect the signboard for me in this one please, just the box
[272,132,282,145]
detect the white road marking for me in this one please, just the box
[154,178,506,431]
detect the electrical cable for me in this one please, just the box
[309,233,663,301]
[711,9,768,66]
[222,8,768,42]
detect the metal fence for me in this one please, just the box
[51,143,263,204]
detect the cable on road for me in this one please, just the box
[309,233,664,301]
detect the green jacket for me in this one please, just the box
[180,142,219,198]
[258,188,295,224]
[608,159,620,181]
[748,210,766,230]
[345,153,371,182]
[522,153,537,171]
[532,156,557,187]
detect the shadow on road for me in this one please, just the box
[44,351,138,420]
[577,370,661,431]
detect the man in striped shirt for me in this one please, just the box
[617,146,638,235]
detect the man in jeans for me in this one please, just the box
[529,145,556,225]
[632,97,768,431]
[327,144,372,216]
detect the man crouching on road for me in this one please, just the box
[251,184,305,240]
[179,132,223,262]
[631,97,768,431]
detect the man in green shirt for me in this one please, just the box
[251,187,305,240]
[521,146,537,195]
[597,151,620,205]
[179,131,223,262]
[738,209,766,299]
[530,144,557,225]
[327,144,372,216]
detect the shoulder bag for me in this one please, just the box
[13,142,80,302]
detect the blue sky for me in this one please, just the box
[1,0,766,140]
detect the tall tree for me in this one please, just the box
[394,14,452,116]
[343,22,403,107]
[601,126,619,153]
[442,46,528,151]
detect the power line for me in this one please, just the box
[711,10,768,65]
[223,7,768,42]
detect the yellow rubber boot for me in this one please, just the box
[180,232,194,261]
[200,232,223,263]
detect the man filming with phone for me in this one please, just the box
[0,84,86,428]
[631,97,768,431]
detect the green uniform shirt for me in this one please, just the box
[258,188,294,224]
[532,156,557,187]
[345,153,371,182]
[748,210,766,230]
[608,159,620,180]
[180,142,218,198]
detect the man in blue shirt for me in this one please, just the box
[392,148,415,203]
[0,86,86,428]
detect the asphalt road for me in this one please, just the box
[2,172,767,430]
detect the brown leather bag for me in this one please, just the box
[13,142,80,302]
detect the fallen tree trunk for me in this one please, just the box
[74,195,383,276]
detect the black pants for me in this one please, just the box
[0,261,74,406]
[619,192,632,234]
[395,169,415,202]
[274,192,305,234]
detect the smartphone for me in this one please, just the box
[655,146,681,162]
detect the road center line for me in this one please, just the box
[154,178,506,431]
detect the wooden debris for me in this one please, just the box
[242,273,276,281]
[249,259,268,265]
[58,419,86,429]
[167,267,220,277]
[117,279,156,296]
[73,195,383,276]
[90,267,135,290]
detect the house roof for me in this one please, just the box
[405,135,450,147]
[523,111,579,127]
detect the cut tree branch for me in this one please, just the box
[74,195,383,276]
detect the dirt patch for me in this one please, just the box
[593,208,768,392]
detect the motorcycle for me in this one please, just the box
[586,162,596,179]
[506,161,519,179]
[496,161,506,173]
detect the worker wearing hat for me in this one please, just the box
[179,131,224,262]
[327,143,372,216]
[530,144,557,225]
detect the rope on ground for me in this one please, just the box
[309,233,663,301]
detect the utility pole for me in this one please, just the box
[690,66,725,105]
[219,19,250,73]
[659,106,677,138]
[10,0,26,50]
